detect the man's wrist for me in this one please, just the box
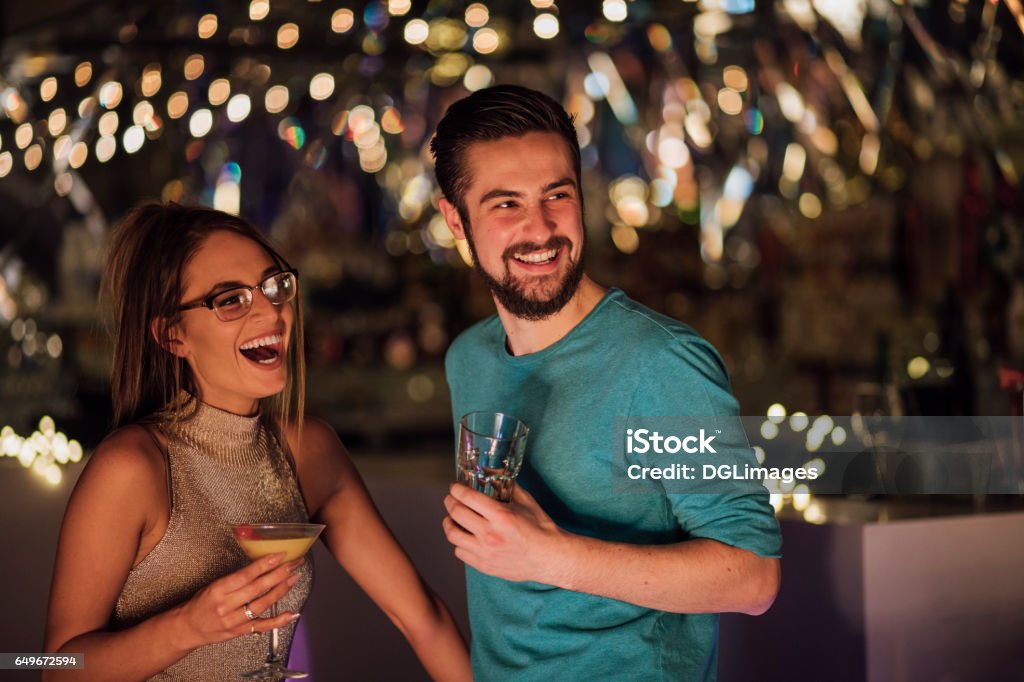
[536,527,583,591]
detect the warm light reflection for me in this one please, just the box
[74,61,93,87]
[388,0,412,16]
[184,54,205,80]
[404,19,429,45]
[48,108,67,136]
[167,91,189,119]
[603,0,628,22]
[277,23,299,49]
[533,13,559,39]
[198,13,218,39]
[465,3,489,27]
[472,28,499,54]
[227,94,251,122]
[123,125,145,153]
[98,111,119,137]
[40,77,57,102]
[208,79,230,106]
[309,73,335,100]
[464,64,493,91]
[250,0,270,21]
[141,63,162,97]
[99,81,123,109]
[332,9,355,33]
[24,144,43,171]
[265,85,289,113]
[189,109,213,137]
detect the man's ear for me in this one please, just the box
[150,318,187,358]
[438,197,467,241]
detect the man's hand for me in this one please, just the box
[442,483,567,584]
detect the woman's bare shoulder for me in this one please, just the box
[79,424,167,490]
[279,416,348,462]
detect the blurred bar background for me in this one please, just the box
[1,1,1023,679]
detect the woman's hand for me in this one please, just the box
[171,553,303,650]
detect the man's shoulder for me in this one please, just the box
[602,290,710,351]
[600,289,730,385]
[445,314,503,367]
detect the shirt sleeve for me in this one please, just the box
[630,331,783,558]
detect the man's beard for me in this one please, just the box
[464,229,585,322]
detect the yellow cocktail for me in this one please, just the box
[230,522,325,680]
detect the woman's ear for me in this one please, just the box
[150,318,187,358]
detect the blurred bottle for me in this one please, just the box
[1008,282,1024,363]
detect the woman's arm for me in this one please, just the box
[289,418,471,682]
[43,427,301,682]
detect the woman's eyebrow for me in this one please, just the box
[202,266,280,294]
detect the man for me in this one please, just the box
[432,85,781,680]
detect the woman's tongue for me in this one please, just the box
[240,346,277,363]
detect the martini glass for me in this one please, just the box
[231,522,326,680]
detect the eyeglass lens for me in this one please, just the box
[211,272,295,321]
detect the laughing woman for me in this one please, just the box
[43,203,470,681]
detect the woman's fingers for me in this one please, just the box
[231,608,301,638]
[214,552,287,595]
[224,559,302,612]
[241,570,301,620]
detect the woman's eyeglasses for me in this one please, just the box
[178,269,298,322]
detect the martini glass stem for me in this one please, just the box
[267,603,280,665]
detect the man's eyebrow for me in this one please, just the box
[478,188,523,205]
[542,178,576,193]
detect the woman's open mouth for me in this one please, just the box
[239,333,284,366]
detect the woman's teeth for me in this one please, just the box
[240,333,282,351]
[239,334,283,363]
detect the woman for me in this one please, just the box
[44,203,470,681]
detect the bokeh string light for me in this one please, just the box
[0,0,1020,413]
[1,417,83,487]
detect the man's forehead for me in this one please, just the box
[462,132,576,193]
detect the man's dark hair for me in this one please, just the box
[430,84,581,219]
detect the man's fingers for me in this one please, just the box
[510,483,538,508]
[453,546,482,572]
[449,482,504,516]
[442,515,478,550]
[444,497,488,537]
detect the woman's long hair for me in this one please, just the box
[102,202,305,435]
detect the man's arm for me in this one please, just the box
[443,483,780,616]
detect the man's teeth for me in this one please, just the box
[514,249,557,264]
[239,333,282,351]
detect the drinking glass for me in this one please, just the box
[231,522,325,680]
[457,412,529,502]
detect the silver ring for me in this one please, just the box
[243,603,258,621]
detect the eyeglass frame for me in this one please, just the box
[177,268,299,321]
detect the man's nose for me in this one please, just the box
[522,201,558,238]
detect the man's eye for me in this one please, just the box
[496,201,517,209]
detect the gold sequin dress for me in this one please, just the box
[111,400,314,681]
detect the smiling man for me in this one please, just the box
[432,85,782,681]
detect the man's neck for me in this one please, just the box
[496,276,607,356]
